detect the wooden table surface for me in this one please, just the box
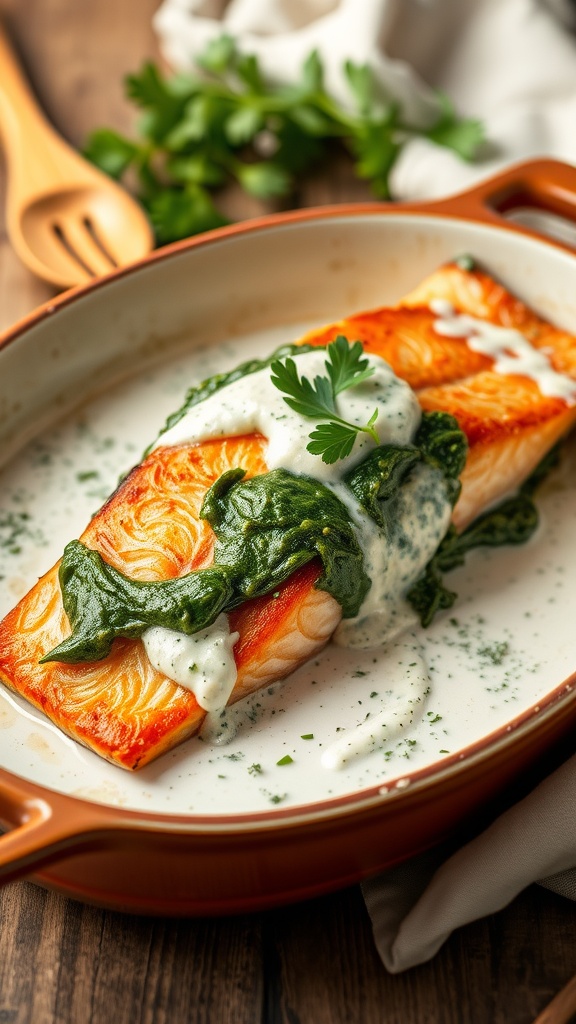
[0,2,576,1022]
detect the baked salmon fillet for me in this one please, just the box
[1,258,575,770]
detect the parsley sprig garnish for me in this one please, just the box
[270,336,379,464]
[84,36,484,245]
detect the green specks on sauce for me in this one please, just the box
[0,510,38,556]
[152,341,321,452]
[477,641,509,666]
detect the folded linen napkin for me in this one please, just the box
[153,0,576,970]
[362,753,576,972]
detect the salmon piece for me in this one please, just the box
[301,305,492,389]
[303,260,576,527]
[1,260,575,769]
[0,437,339,769]
[421,375,575,528]
[399,260,576,524]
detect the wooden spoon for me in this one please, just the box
[0,23,154,289]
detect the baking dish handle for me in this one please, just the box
[0,770,110,882]
[425,158,576,239]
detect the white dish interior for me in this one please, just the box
[1,213,575,817]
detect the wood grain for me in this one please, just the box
[0,2,576,1022]
[0,882,576,1023]
[532,971,576,1024]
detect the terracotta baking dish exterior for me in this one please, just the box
[1,158,576,915]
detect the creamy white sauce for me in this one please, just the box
[152,346,451,646]
[153,349,421,483]
[333,464,452,649]
[142,614,239,712]
[0,686,88,763]
[321,634,429,768]
[197,681,280,747]
[145,346,452,746]
[199,708,238,746]
[431,299,576,403]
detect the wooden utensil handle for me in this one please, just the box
[0,20,83,187]
[0,22,55,139]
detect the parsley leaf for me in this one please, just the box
[425,94,485,161]
[149,185,228,244]
[307,422,359,463]
[196,34,237,74]
[325,335,375,394]
[84,38,485,246]
[236,161,292,199]
[270,336,379,464]
[83,129,138,179]
[270,355,337,419]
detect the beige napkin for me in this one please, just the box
[362,754,576,972]
[153,0,576,971]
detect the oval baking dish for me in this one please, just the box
[1,158,576,915]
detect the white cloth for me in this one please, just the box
[362,753,576,972]
[152,0,576,970]
[153,0,576,200]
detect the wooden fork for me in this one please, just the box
[0,23,154,289]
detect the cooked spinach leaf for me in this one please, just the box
[344,411,467,530]
[344,446,421,530]
[407,446,561,627]
[47,378,468,664]
[42,467,369,664]
[413,410,468,505]
[41,543,233,664]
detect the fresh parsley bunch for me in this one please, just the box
[85,35,484,246]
